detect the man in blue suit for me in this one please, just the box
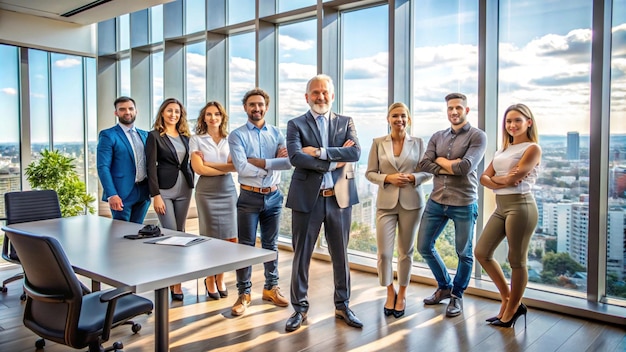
[97,96,151,223]
[284,74,362,332]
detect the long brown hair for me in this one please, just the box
[501,103,539,149]
[195,101,229,138]
[153,98,190,136]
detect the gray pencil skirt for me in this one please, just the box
[195,174,237,240]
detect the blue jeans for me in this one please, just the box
[235,189,283,294]
[417,199,478,297]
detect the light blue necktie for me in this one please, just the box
[129,129,146,182]
[317,115,333,189]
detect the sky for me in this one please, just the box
[1,0,625,146]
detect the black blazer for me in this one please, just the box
[145,130,194,197]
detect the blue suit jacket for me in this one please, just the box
[286,111,360,212]
[97,124,149,202]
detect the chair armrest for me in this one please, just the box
[100,286,134,341]
[99,286,133,302]
[23,282,66,303]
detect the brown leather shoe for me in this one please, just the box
[231,293,251,316]
[262,286,289,307]
[423,288,451,305]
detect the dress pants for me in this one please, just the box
[111,182,151,224]
[290,195,352,312]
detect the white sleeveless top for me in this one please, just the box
[492,142,539,195]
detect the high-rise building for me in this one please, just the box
[567,131,580,160]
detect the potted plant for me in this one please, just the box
[25,149,96,217]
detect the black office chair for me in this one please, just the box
[5,228,154,352]
[2,190,62,300]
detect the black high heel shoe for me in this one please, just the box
[216,276,228,297]
[384,293,397,316]
[204,278,220,300]
[485,316,499,323]
[491,303,527,328]
[170,291,184,301]
[393,297,406,318]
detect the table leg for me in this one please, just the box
[155,287,169,351]
[91,280,101,292]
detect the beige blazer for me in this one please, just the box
[366,134,432,210]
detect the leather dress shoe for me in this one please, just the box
[285,311,307,332]
[423,288,451,305]
[335,308,363,328]
[446,295,463,317]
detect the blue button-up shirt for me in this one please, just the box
[228,120,292,188]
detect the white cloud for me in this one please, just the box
[54,58,81,68]
[344,52,388,80]
[278,34,314,51]
[2,88,17,95]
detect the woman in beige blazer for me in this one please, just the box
[366,102,432,318]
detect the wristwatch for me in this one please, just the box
[314,148,321,158]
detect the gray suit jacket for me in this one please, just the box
[286,111,360,212]
[366,134,432,210]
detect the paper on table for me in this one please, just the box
[155,236,203,246]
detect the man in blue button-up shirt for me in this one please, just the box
[228,88,292,317]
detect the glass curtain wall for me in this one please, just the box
[95,0,626,309]
[0,44,96,256]
[498,0,592,297]
[228,32,256,127]
[276,19,317,239]
[0,45,21,219]
[341,5,389,255]
[412,0,479,269]
[186,41,207,121]
[608,0,626,299]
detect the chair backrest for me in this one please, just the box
[5,190,62,225]
[2,190,62,262]
[5,228,84,347]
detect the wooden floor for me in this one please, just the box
[0,245,625,352]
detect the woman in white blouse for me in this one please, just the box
[189,101,237,300]
[475,103,541,328]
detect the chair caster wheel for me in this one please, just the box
[1,287,7,293]
[131,323,142,333]
[112,341,124,350]
[20,293,27,301]
[35,338,45,349]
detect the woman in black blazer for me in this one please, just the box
[145,97,194,301]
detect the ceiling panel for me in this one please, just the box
[0,0,173,25]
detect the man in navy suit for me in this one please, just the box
[97,96,151,223]
[284,74,362,332]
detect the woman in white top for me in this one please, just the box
[189,101,237,300]
[475,103,541,328]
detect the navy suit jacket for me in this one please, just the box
[97,124,149,202]
[286,111,360,213]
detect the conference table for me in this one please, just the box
[2,215,276,351]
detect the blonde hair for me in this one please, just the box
[153,98,190,136]
[195,101,229,138]
[501,103,539,149]
[387,102,412,128]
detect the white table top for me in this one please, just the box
[3,215,276,293]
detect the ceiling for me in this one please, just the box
[0,0,172,25]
